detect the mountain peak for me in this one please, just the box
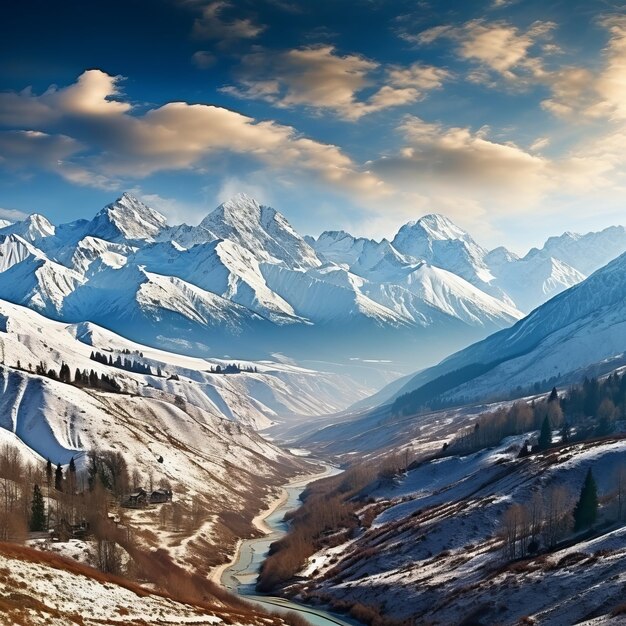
[203,193,262,226]
[200,195,320,269]
[0,212,56,242]
[392,212,478,258]
[411,213,471,242]
[87,193,167,242]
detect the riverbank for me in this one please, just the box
[216,461,359,626]
[210,462,329,585]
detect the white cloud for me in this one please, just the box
[0,70,130,126]
[370,116,551,210]
[222,46,449,120]
[414,19,556,85]
[530,136,550,152]
[0,70,387,200]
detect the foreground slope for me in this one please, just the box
[284,434,626,625]
[0,542,292,626]
[0,298,335,571]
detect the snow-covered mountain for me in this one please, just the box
[0,191,623,376]
[82,193,168,243]
[0,297,335,577]
[0,213,55,243]
[387,248,626,412]
[0,193,527,373]
[200,194,320,269]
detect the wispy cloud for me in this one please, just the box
[0,207,28,222]
[189,0,265,42]
[222,45,450,120]
[542,15,626,121]
[408,18,556,86]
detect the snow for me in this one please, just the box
[388,248,626,408]
[0,192,623,384]
[0,544,247,625]
[295,432,626,625]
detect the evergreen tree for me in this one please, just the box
[74,368,83,384]
[30,484,46,531]
[548,386,559,403]
[538,415,552,450]
[573,468,599,531]
[55,463,63,492]
[68,457,76,494]
[561,422,570,444]
[45,459,52,487]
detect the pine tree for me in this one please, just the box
[45,459,52,487]
[548,386,559,403]
[538,415,552,450]
[55,463,63,492]
[68,457,76,494]
[574,468,598,531]
[30,484,46,531]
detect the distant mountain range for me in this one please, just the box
[0,192,624,373]
[368,246,626,415]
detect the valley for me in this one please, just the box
[1,194,626,625]
[4,2,626,624]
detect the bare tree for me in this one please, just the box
[543,485,572,549]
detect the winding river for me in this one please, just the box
[220,464,359,626]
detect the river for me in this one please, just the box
[220,463,360,626]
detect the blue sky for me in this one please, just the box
[1,0,625,252]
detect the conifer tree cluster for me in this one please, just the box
[209,363,258,374]
[32,360,121,392]
[90,351,154,375]
[74,368,121,392]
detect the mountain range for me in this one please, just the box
[0,192,624,380]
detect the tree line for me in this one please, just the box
[90,351,160,376]
[208,363,258,374]
[19,359,122,393]
[444,372,626,458]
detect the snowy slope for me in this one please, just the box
[489,254,586,313]
[528,226,626,276]
[391,214,498,295]
[295,434,626,625]
[391,249,626,409]
[0,213,55,243]
[313,230,370,266]
[0,542,291,625]
[0,298,370,431]
[82,192,168,243]
[0,234,85,316]
[0,192,622,376]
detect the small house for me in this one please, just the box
[123,488,148,508]
[149,488,172,504]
